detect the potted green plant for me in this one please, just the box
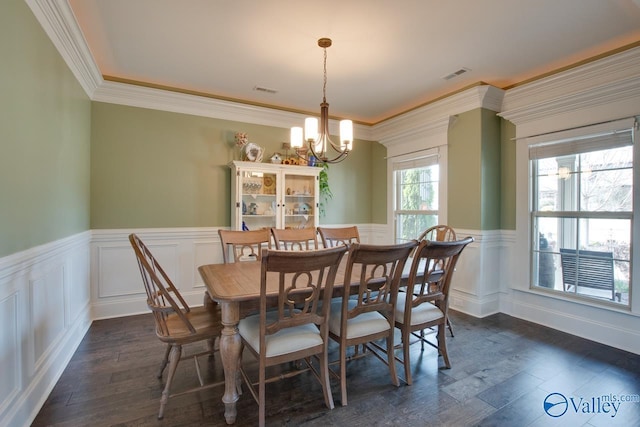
[318,163,332,217]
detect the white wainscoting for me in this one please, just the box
[0,231,91,427]
[91,228,222,320]
[90,225,386,320]
[446,229,513,319]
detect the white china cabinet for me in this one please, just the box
[229,161,320,231]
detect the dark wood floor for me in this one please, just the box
[32,311,640,427]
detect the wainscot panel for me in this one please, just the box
[0,232,91,427]
[91,228,222,320]
[90,225,381,319]
[446,229,508,318]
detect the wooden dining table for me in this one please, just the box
[197,255,421,425]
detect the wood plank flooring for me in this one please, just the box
[32,311,640,426]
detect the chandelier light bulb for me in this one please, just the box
[305,117,318,143]
[290,127,303,148]
[340,120,353,150]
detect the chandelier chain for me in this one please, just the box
[289,37,352,164]
[322,47,327,103]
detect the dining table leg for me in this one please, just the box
[219,300,241,425]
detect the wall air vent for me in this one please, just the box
[253,86,278,94]
[442,67,471,80]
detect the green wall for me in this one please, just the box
[447,108,502,230]
[480,108,501,230]
[0,0,91,258]
[320,134,384,225]
[370,143,388,224]
[90,102,383,228]
[448,110,482,229]
[500,118,516,230]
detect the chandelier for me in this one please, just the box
[290,38,353,164]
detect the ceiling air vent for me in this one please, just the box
[442,68,471,80]
[253,86,278,94]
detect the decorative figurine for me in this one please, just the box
[270,153,282,164]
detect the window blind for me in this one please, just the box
[528,118,635,160]
[392,150,439,171]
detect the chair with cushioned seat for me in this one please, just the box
[318,226,360,248]
[328,241,417,406]
[238,246,347,427]
[218,228,272,263]
[415,224,457,336]
[271,227,319,251]
[395,237,473,384]
[203,228,273,314]
[416,224,457,244]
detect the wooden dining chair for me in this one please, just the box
[317,225,360,248]
[328,241,418,406]
[395,237,473,385]
[271,227,319,250]
[218,228,272,263]
[417,224,457,243]
[238,246,348,427]
[415,224,457,336]
[129,234,224,419]
[204,228,274,313]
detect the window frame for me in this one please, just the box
[391,148,441,244]
[527,118,636,308]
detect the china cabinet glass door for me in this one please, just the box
[283,172,317,229]
[239,170,278,231]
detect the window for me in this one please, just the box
[529,118,635,306]
[393,153,440,244]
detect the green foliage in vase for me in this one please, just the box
[318,163,332,218]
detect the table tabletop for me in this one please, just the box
[198,256,422,303]
[198,258,353,302]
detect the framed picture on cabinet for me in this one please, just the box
[263,174,276,194]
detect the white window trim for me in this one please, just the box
[517,117,639,314]
[387,146,448,244]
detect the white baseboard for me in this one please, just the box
[502,290,640,355]
[449,289,500,318]
[91,290,208,320]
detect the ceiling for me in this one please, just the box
[67,0,640,125]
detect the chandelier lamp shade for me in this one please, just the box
[290,38,353,164]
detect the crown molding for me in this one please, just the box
[93,80,300,128]
[33,0,639,144]
[92,80,373,139]
[25,0,102,97]
[500,47,640,125]
[28,0,501,144]
[26,1,375,140]
[24,0,374,140]
[373,85,505,146]
[500,75,640,126]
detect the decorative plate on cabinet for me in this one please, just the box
[244,143,263,162]
[263,174,276,194]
